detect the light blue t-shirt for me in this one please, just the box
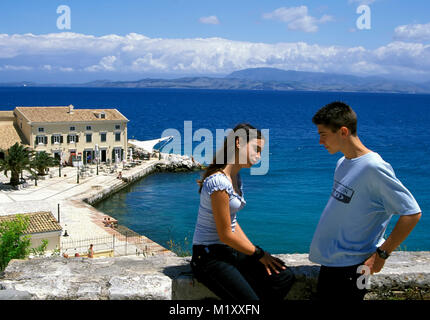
[192,173,246,245]
[309,152,421,267]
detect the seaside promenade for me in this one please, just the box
[0,158,175,257]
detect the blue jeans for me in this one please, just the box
[191,244,296,301]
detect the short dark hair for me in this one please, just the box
[312,101,357,135]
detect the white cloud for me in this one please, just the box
[199,16,220,25]
[85,56,118,72]
[3,65,33,71]
[394,22,430,42]
[59,67,74,72]
[0,32,429,80]
[262,6,333,33]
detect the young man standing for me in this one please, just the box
[309,101,421,301]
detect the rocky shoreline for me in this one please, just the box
[155,153,205,173]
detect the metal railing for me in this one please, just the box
[61,232,156,257]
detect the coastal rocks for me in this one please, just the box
[155,154,203,173]
[1,252,430,300]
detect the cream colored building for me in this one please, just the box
[13,105,128,166]
[0,110,28,160]
[0,212,62,252]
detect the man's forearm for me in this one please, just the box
[380,213,421,254]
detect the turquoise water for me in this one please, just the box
[1,88,429,253]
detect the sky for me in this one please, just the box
[0,0,429,83]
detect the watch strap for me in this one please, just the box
[251,245,265,261]
[376,247,390,259]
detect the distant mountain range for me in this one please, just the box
[2,68,430,94]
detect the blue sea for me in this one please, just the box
[1,87,429,254]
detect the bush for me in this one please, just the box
[166,236,191,257]
[30,239,49,257]
[0,215,31,271]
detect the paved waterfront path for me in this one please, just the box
[0,160,174,257]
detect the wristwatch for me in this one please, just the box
[251,245,265,261]
[376,247,390,259]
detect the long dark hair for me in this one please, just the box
[198,123,264,193]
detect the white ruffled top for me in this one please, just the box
[192,173,246,245]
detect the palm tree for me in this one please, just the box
[31,151,59,176]
[0,143,34,187]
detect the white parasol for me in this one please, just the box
[128,136,173,153]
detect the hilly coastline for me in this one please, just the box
[2,68,430,94]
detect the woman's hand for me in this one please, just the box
[259,252,287,276]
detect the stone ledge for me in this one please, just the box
[1,252,429,300]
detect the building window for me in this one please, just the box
[38,127,44,133]
[86,125,92,131]
[68,134,77,143]
[115,124,121,130]
[100,132,107,142]
[115,132,121,142]
[52,135,62,144]
[113,148,122,161]
[51,135,63,145]
[100,112,106,119]
[70,126,76,131]
[36,136,47,145]
[86,134,92,143]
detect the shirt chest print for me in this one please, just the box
[331,180,355,204]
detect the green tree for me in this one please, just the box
[0,143,34,187]
[30,151,59,176]
[0,215,31,271]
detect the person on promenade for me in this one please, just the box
[309,101,422,301]
[191,123,295,301]
[88,244,94,258]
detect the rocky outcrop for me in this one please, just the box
[155,154,204,173]
[1,252,430,300]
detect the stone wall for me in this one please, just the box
[1,251,430,300]
[83,156,202,206]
